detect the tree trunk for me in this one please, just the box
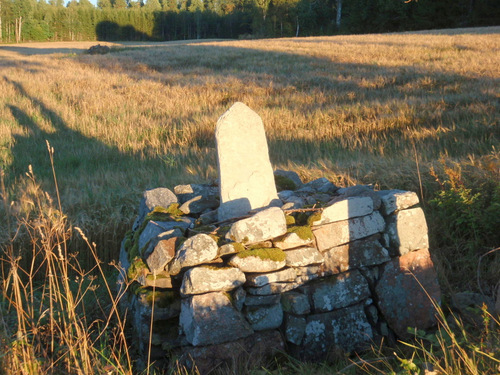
[15,17,23,43]
[295,16,299,37]
[336,0,342,29]
[0,1,3,42]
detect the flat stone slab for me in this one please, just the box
[306,270,371,312]
[245,268,297,287]
[180,292,253,346]
[178,330,284,375]
[303,303,373,357]
[311,196,374,226]
[385,207,429,256]
[285,247,324,267]
[321,235,390,274]
[273,232,314,250]
[180,266,246,295]
[168,234,219,275]
[228,248,286,273]
[377,189,420,215]
[281,291,311,315]
[376,248,441,339]
[285,314,307,345]
[226,207,287,244]
[245,303,283,331]
[313,211,386,250]
[216,102,280,222]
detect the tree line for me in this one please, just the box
[0,0,498,43]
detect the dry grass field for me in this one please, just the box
[0,27,499,374]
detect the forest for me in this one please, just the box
[0,0,499,43]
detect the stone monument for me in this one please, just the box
[216,102,280,222]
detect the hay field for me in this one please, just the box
[1,27,499,268]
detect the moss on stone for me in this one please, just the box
[285,215,296,226]
[143,290,177,308]
[274,174,297,191]
[145,203,184,222]
[127,257,149,280]
[231,242,245,253]
[307,212,322,226]
[236,247,286,262]
[287,225,314,241]
[208,234,220,244]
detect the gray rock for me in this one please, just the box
[180,292,253,346]
[180,266,246,295]
[179,195,219,215]
[274,232,314,250]
[278,190,296,201]
[177,330,283,375]
[228,249,286,273]
[311,196,374,226]
[303,177,337,194]
[385,207,429,256]
[218,242,243,257]
[140,223,185,257]
[313,211,386,251]
[233,287,246,311]
[197,209,219,225]
[321,235,390,274]
[133,188,178,231]
[168,234,219,275]
[216,102,280,222]
[285,314,307,345]
[246,282,300,295]
[245,268,297,287]
[285,247,324,267]
[308,270,371,312]
[137,271,174,289]
[244,294,281,306]
[303,303,373,356]
[281,292,310,315]
[377,190,420,215]
[376,248,441,339]
[281,196,306,210]
[334,185,381,210]
[135,291,181,321]
[226,207,287,244]
[245,303,283,331]
[144,237,178,273]
[274,169,303,190]
[174,184,218,204]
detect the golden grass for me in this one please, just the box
[0,27,498,267]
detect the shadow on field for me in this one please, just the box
[79,43,498,164]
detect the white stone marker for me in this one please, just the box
[216,102,280,222]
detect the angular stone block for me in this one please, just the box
[168,234,219,275]
[228,248,286,273]
[303,303,373,357]
[247,282,300,296]
[313,212,386,251]
[180,292,253,346]
[133,188,178,230]
[376,248,441,338]
[178,330,284,375]
[145,237,178,273]
[377,189,420,215]
[244,294,281,306]
[226,207,287,244]
[285,247,324,267]
[385,207,429,256]
[245,268,297,287]
[245,303,283,331]
[216,103,280,222]
[281,291,311,315]
[321,235,390,274]
[274,232,314,250]
[311,196,374,226]
[180,266,246,295]
[285,314,307,345]
[307,270,371,312]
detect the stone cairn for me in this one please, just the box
[118,102,442,373]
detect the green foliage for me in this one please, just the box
[275,174,297,191]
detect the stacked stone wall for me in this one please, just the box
[118,180,441,372]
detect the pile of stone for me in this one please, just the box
[117,103,441,373]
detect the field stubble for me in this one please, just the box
[0,27,499,281]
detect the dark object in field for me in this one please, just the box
[87,44,110,55]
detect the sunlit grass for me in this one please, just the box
[0,27,498,267]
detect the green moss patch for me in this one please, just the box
[142,290,178,308]
[287,225,314,241]
[274,175,297,191]
[145,203,184,222]
[236,247,286,262]
[307,212,323,226]
[285,215,296,226]
[127,257,149,280]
